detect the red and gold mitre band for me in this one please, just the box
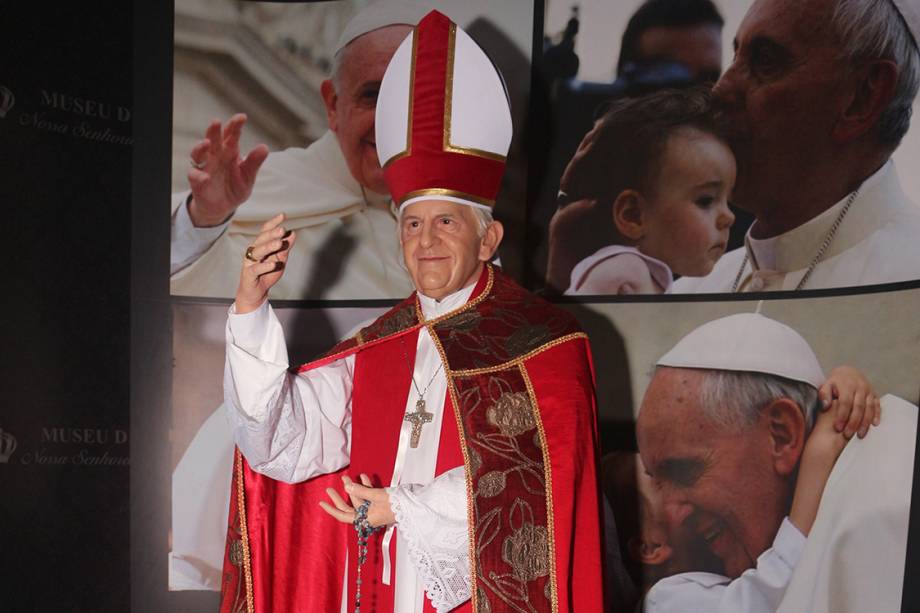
[375,10,512,210]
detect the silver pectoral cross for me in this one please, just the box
[404,399,434,448]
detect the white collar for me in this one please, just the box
[417,279,478,320]
[744,161,901,272]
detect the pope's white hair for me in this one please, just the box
[468,206,495,238]
[695,369,819,434]
[331,49,345,88]
[831,0,920,148]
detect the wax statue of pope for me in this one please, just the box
[218,12,604,613]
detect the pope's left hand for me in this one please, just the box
[319,473,396,528]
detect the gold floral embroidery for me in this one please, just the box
[477,586,492,613]
[457,371,554,610]
[504,323,553,357]
[502,522,550,583]
[229,539,244,566]
[478,470,507,498]
[366,303,417,339]
[520,364,559,611]
[450,332,587,377]
[486,392,536,437]
[469,447,483,476]
[440,309,482,332]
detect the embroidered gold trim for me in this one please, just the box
[519,364,559,612]
[442,23,507,163]
[426,324,480,611]
[397,188,496,209]
[305,303,422,370]
[235,449,255,613]
[414,263,495,325]
[381,26,418,170]
[451,332,588,377]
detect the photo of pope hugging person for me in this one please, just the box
[540,0,920,295]
[574,290,920,613]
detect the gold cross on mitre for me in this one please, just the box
[404,399,433,448]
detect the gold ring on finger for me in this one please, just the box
[244,245,257,262]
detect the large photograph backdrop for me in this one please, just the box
[159,1,920,611]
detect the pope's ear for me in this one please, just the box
[478,220,504,262]
[613,190,645,241]
[832,59,898,145]
[627,535,672,567]
[764,398,807,476]
[321,79,339,133]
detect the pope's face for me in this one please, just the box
[712,0,852,214]
[636,368,791,579]
[323,25,411,195]
[400,200,501,301]
[632,454,724,577]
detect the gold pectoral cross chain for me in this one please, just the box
[405,399,434,448]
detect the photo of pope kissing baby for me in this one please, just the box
[534,0,920,296]
[571,287,920,613]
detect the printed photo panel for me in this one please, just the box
[532,0,920,296]
[563,286,920,613]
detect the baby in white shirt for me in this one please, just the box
[546,87,736,295]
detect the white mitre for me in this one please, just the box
[890,0,920,49]
[657,313,825,388]
[375,10,513,211]
[334,0,434,54]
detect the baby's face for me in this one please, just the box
[639,128,736,277]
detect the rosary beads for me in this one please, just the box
[353,500,381,613]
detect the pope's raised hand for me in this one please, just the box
[234,214,296,314]
[186,113,269,227]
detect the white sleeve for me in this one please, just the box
[644,517,806,613]
[388,466,471,613]
[170,192,231,275]
[224,300,354,483]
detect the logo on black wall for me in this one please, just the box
[0,86,14,118]
[0,428,17,463]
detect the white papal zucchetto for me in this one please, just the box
[657,313,825,389]
[333,0,433,55]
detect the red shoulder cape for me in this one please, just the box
[219,265,604,613]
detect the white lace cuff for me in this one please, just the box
[389,467,471,613]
